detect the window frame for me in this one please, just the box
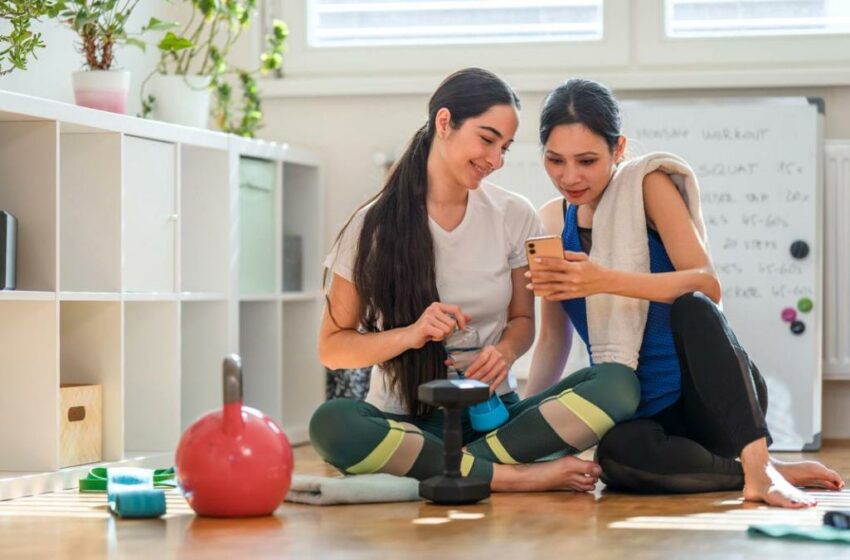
[278,0,630,77]
[637,0,850,67]
[261,0,850,96]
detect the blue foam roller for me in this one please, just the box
[111,490,166,518]
[107,467,167,518]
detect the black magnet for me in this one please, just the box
[790,320,806,335]
[790,240,810,260]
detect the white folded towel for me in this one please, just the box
[285,473,420,506]
[587,151,709,369]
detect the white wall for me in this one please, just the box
[257,84,850,440]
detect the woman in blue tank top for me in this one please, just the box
[524,78,843,509]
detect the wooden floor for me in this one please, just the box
[2,442,850,559]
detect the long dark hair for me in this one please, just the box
[539,78,621,150]
[330,68,519,417]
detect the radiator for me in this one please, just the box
[825,140,850,379]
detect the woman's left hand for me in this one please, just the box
[463,345,513,393]
[525,251,610,301]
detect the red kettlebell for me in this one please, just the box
[175,354,294,517]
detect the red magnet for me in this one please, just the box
[781,308,797,323]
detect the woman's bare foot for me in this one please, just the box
[771,458,845,490]
[491,456,601,493]
[740,438,820,508]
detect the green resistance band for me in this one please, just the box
[79,466,176,493]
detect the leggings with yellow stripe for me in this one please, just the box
[309,362,639,482]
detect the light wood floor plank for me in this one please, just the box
[1,442,848,559]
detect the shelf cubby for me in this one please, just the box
[123,301,180,453]
[239,157,279,295]
[122,135,177,294]
[240,301,283,423]
[281,299,325,443]
[282,163,321,294]
[0,120,58,292]
[59,129,121,293]
[0,301,58,472]
[59,301,122,461]
[180,300,230,429]
[180,144,230,295]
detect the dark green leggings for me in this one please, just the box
[309,363,639,482]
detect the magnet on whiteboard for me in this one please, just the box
[797,297,813,313]
[781,308,797,322]
[790,240,810,259]
[790,320,806,335]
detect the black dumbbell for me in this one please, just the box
[418,379,491,505]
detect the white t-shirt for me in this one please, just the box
[324,182,544,414]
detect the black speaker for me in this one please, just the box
[0,210,16,290]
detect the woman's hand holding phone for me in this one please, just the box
[525,235,606,300]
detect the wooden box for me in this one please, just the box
[59,384,102,468]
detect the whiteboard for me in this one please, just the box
[492,98,823,451]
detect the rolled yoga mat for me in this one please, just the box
[105,467,167,518]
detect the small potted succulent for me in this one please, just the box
[55,0,174,113]
[141,0,287,134]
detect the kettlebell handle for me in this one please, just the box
[223,354,243,404]
[222,355,244,434]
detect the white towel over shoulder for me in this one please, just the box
[586,151,709,369]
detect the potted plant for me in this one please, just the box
[141,0,287,134]
[212,20,287,137]
[0,1,60,76]
[54,0,174,113]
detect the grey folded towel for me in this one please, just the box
[285,474,420,506]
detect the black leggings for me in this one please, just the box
[595,292,772,494]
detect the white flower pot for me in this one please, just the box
[147,74,212,129]
[72,70,130,114]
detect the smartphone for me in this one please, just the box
[525,235,563,296]
[525,235,563,269]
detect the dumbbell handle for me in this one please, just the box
[442,407,462,477]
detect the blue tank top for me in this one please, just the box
[561,203,681,418]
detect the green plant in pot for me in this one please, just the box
[142,0,286,135]
[0,1,60,76]
[55,0,174,113]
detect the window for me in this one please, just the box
[666,0,850,38]
[266,0,850,93]
[306,0,604,48]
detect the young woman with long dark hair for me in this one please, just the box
[526,77,844,507]
[310,68,640,492]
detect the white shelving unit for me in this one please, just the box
[0,91,324,500]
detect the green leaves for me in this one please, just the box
[158,31,193,53]
[72,9,96,31]
[124,37,145,51]
[260,20,287,74]
[211,16,288,138]
[0,0,57,76]
[142,17,178,33]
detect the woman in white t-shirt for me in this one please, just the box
[310,68,640,493]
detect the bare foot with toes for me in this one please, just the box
[492,456,601,493]
[771,459,845,491]
[743,463,818,508]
